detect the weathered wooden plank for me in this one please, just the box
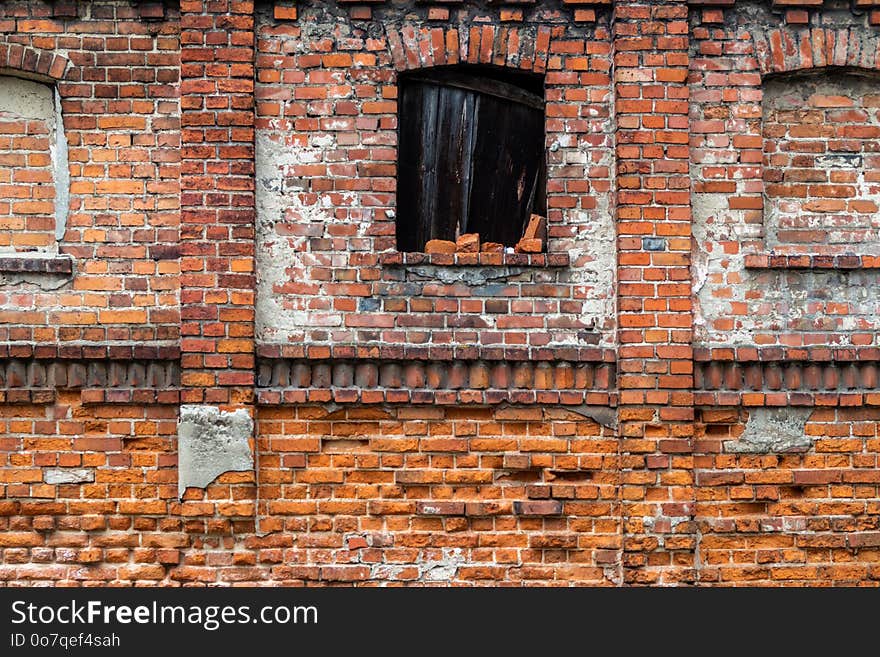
[405,69,544,110]
[396,69,545,251]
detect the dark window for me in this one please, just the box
[396,65,546,252]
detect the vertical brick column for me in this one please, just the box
[177,0,256,503]
[614,0,695,584]
[179,0,256,407]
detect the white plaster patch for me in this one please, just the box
[177,405,254,498]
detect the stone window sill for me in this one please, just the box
[0,253,73,275]
[744,253,880,270]
[379,251,570,267]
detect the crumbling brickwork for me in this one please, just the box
[1,0,880,587]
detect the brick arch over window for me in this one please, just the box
[752,27,880,77]
[0,43,70,83]
[386,24,555,74]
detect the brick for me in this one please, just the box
[514,238,543,254]
[513,501,564,516]
[455,233,480,253]
[425,239,456,254]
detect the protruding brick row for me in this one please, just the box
[256,358,616,391]
[0,359,179,390]
[695,361,880,392]
[257,344,616,362]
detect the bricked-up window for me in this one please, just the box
[0,76,65,252]
[396,66,546,252]
[763,71,880,251]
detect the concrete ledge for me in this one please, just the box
[0,254,73,275]
[379,251,570,267]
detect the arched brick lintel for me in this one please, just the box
[386,24,559,74]
[756,27,880,77]
[0,42,70,83]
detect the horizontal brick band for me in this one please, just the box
[744,253,880,270]
[379,252,571,267]
[0,255,73,275]
[80,388,181,405]
[257,357,615,391]
[0,344,180,360]
[0,359,179,390]
[696,360,880,392]
[257,387,615,407]
[696,391,880,407]
[694,347,880,362]
[0,388,55,404]
[256,344,615,363]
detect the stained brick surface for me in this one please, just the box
[1,0,880,586]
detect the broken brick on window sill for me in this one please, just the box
[0,254,74,275]
[379,251,570,267]
[744,253,880,270]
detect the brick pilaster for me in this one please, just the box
[179,0,256,409]
[613,0,695,585]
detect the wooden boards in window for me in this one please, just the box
[396,66,545,252]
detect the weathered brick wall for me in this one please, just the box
[763,72,880,253]
[1,0,880,587]
[256,404,618,585]
[695,407,880,585]
[0,0,180,347]
[254,2,616,353]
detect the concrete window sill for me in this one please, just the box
[0,253,74,275]
[744,253,880,270]
[379,251,570,267]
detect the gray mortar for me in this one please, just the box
[405,265,530,286]
[370,547,466,582]
[177,405,254,498]
[723,408,813,454]
[0,270,73,291]
[0,76,52,119]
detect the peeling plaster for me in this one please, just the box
[370,548,466,583]
[724,408,813,454]
[52,88,69,242]
[177,405,254,498]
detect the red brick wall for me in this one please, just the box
[695,407,880,585]
[1,0,880,587]
[256,404,618,585]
